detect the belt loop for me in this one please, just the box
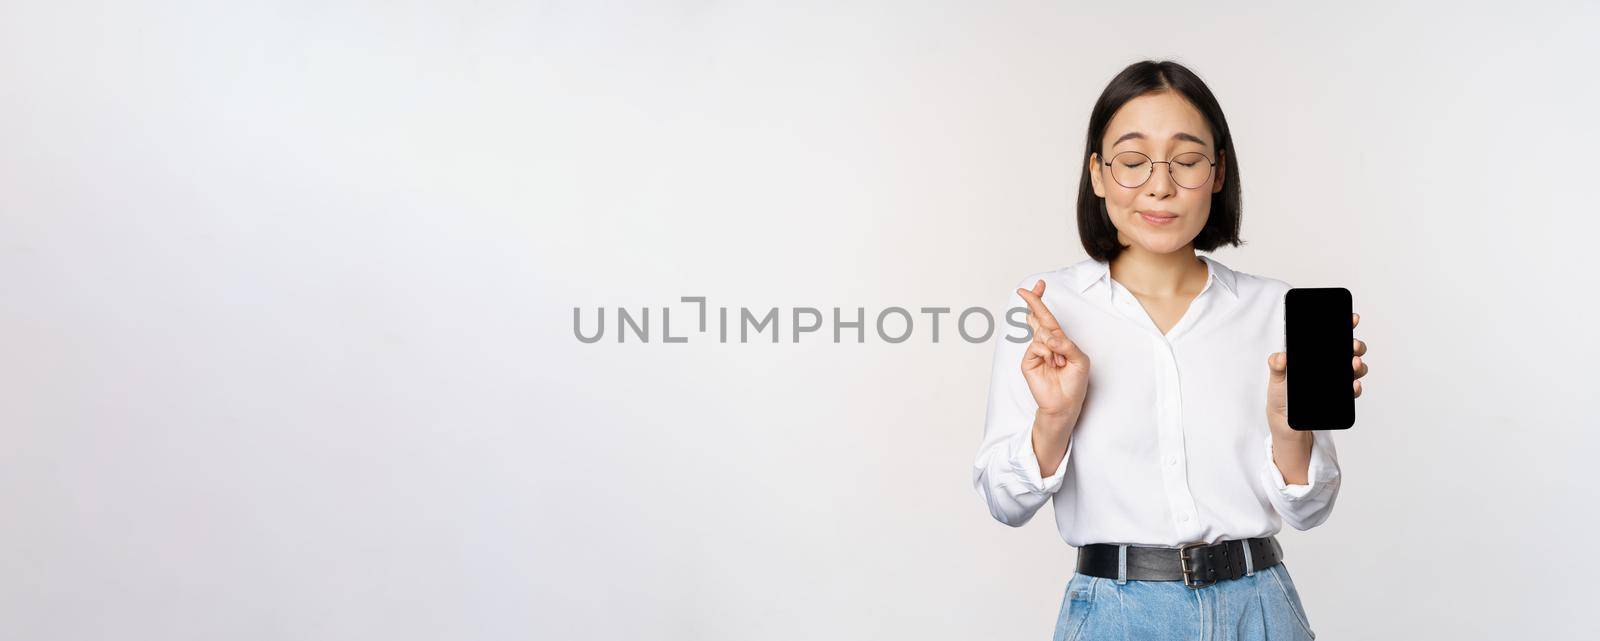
[1116,544,1129,585]
[1242,539,1255,577]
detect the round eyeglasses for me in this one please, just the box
[1102,151,1217,190]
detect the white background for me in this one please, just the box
[3,1,1597,639]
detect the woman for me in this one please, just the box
[971,60,1369,641]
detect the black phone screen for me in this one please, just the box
[1285,287,1355,430]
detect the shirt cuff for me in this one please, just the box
[1264,432,1337,501]
[1005,425,1069,497]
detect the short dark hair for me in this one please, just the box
[1077,60,1244,262]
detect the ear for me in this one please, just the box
[1212,149,1227,194]
[1088,152,1105,198]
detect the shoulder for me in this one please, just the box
[1212,260,1293,326]
[1008,257,1101,293]
[1210,257,1293,298]
[1218,262,1294,346]
[1240,272,1294,299]
[1009,270,1065,294]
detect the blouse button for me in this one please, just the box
[1179,513,1191,522]
[1165,456,1177,466]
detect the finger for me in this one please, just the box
[1024,340,1052,368]
[1353,338,1366,356]
[1352,312,1360,328]
[1353,379,1363,398]
[1016,282,1063,331]
[1017,284,1058,330]
[1267,352,1287,381]
[1353,356,1368,379]
[1035,326,1087,366]
[1032,326,1067,353]
[1025,313,1046,348]
[1025,313,1059,352]
[1023,305,1073,358]
[1028,324,1075,365]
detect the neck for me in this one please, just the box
[1108,246,1207,297]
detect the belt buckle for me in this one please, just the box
[1178,541,1216,589]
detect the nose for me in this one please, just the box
[1145,162,1177,198]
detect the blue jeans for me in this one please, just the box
[1053,563,1317,641]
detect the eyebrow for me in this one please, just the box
[1112,131,1209,148]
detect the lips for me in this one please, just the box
[1139,210,1178,226]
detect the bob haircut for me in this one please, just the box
[1077,60,1244,262]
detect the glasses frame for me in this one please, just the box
[1101,150,1218,190]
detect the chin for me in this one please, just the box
[1126,234,1196,255]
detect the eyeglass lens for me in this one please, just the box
[1109,151,1213,189]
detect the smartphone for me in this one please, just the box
[1285,287,1355,430]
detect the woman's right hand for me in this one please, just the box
[1016,279,1091,429]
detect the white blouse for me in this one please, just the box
[971,255,1342,547]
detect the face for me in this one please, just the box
[1088,91,1226,257]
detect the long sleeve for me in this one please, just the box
[972,280,1070,528]
[1260,430,1342,530]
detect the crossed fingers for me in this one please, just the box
[1017,280,1071,368]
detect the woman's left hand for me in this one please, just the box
[1266,313,1368,432]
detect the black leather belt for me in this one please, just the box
[1076,536,1283,589]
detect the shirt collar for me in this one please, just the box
[1073,255,1239,299]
